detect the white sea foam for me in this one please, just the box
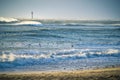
[15,54,49,59]
[15,21,43,26]
[0,52,15,62]
[55,52,87,58]
[0,49,119,62]
[106,49,119,54]
[0,17,18,22]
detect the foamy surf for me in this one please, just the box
[15,21,43,26]
[0,18,120,72]
[0,48,119,62]
[0,17,18,23]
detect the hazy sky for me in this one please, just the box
[0,0,120,20]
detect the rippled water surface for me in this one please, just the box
[0,20,120,72]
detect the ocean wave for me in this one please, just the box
[0,17,18,23]
[56,23,120,27]
[61,23,82,26]
[0,49,120,62]
[0,52,15,62]
[54,23,104,26]
[0,18,43,26]
[15,21,43,26]
[111,24,120,26]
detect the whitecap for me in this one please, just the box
[0,17,18,23]
[15,21,43,26]
[15,54,49,59]
[105,49,119,54]
[0,49,119,62]
[0,52,15,62]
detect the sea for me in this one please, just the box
[0,18,120,72]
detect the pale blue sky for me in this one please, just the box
[0,0,120,20]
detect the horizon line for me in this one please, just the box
[0,16,120,21]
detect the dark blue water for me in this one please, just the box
[0,20,120,72]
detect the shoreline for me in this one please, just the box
[0,65,119,74]
[0,67,120,80]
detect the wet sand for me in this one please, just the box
[0,67,120,80]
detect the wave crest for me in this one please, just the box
[0,17,18,23]
[0,52,15,62]
[0,49,119,62]
[16,21,43,26]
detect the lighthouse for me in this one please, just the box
[31,11,33,19]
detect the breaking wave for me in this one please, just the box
[0,17,43,26]
[15,21,43,26]
[0,49,120,62]
[0,17,18,23]
[0,52,15,62]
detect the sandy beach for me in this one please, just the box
[0,67,120,80]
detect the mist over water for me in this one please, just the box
[0,18,120,72]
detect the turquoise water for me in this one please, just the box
[0,20,120,72]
